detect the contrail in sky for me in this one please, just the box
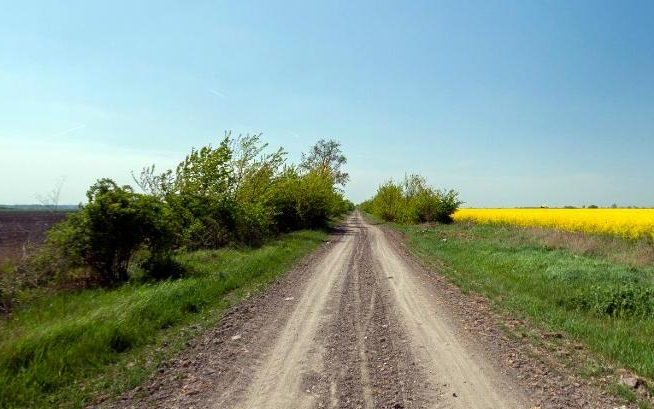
[208,88,227,99]
[51,124,86,139]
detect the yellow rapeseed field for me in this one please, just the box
[453,208,654,240]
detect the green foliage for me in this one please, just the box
[360,174,462,224]
[44,179,177,286]
[266,168,350,231]
[562,284,654,318]
[0,230,326,408]
[174,138,233,197]
[363,181,403,222]
[394,220,654,379]
[133,133,351,246]
[0,132,351,405]
[299,138,349,186]
[166,193,236,250]
[229,133,285,243]
[81,179,177,285]
[20,133,351,291]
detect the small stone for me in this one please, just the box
[619,375,644,389]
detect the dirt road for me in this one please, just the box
[112,213,627,408]
[223,213,525,408]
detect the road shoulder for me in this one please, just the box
[376,220,632,408]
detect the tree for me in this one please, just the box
[36,176,66,222]
[229,132,286,202]
[174,138,233,197]
[227,133,287,244]
[299,139,349,187]
[134,136,237,250]
[21,132,356,294]
[131,164,174,198]
[130,134,352,249]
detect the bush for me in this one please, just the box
[18,134,353,294]
[370,182,404,222]
[234,201,274,246]
[140,255,186,281]
[432,189,462,223]
[361,174,462,225]
[168,194,236,250]
[267,169,348,231]
[134,134,351,248]
[42,179,178,286]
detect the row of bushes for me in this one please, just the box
[359,174,461,224]
[19,135,353,290]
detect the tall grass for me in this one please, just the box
[0,230,327,408]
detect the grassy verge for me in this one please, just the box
[0,229,327,408]
[377,218,654,380]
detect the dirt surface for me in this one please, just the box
[104,213,630,408]
[0,211,67,263]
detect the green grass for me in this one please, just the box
[0,229,327,408]
[385,220,654,380]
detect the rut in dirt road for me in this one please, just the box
[368,220,526,408]
[231,221,355,409]
[213,213,527,409]
[109,213,627,409]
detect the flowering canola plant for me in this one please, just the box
[453,208,654,240]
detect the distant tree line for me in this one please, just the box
[23,134,353,287]
[359,174,461,224]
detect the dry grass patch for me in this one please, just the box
[516,227,654,268]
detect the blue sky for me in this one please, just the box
[1,0,653,206]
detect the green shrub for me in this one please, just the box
[39,179,178,286]
[83,179,177,285]
[134,134,351,248]
[432,189,463,223]
[168,194,237,250]
[370,181,404,222]
[361,174,462,225]
[17,134,352,294]
[234,201,274,246]
[267,168,347,231]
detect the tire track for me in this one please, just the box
[317,217,426,408]
[227,224,355,409]
[368,217,527,408]
[107,213,627,409]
